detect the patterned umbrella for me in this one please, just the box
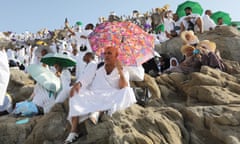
[211,11,232,25]
[176,0,203,17]
[88,21,154,66]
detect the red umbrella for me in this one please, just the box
[88,21,155,66]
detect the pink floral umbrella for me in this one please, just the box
[88,21,155,66]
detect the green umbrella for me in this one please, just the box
[211,11,232,25]
[76,21,83,26]
[27,64,61,92]
[41,53,76,67]
[154,24,165,33]
[231,21,240,31]
[176,1,203,17]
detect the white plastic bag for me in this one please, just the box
[125,65,145,81]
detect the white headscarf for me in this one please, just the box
[169,57,179,69]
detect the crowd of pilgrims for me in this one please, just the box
[0,5,229,144]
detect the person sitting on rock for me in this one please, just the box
[64,46,136,144]
[180,7,203,33]
[167,45,202,74]
[54,62,72,104]
[196,40,225,71]
[202,10,216,31]
[179,45,202,74]
[163,57,179,73]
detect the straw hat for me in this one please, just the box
[181,45,195,55]
[180,30,196,42]
[163,4,170,11]
[198,40,216,52]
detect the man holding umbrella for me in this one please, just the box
[64,46,136,144]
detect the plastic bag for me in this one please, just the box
[13,101,39,117]
[125,66,145,81]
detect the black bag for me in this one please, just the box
[80,45,87,52]
[187,21,195,31]
[133,87,149,107]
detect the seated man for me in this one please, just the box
[202,10,216,31]
[64,46,136,144]
[180,7,203,33]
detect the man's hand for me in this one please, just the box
[115,59,123,73]
[69,82,81,97]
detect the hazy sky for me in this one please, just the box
[0,0,239,33]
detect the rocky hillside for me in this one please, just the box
[0,27,240,144]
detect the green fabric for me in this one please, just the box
[41,53,76,67]
[211,11,232,25]
[155,24,165,33]
[176,0,203,17]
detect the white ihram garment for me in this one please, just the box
[77,61,97,89]
[181,14,202,31]
[69,66,136,119]
[55,69,72,103]
[32,83,55,113]
[202,14,216,31]
[0,49,10,105]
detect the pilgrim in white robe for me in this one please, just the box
[181,14,203,32]
[0,49,10,105]
[202,14,216,31]
[55,69,72,103]
[31,83,55,113]
[77,60,97,89]
[74,29,94,79]
[69,66,136,119]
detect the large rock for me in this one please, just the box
[182,105,240,144]
[182,66,240,105]
[8,68,34,103]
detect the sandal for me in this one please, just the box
[63,132,79,144]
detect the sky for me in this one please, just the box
[0,0,239,33]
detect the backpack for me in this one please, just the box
[132,87,149,107]
[187,21,195,31]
